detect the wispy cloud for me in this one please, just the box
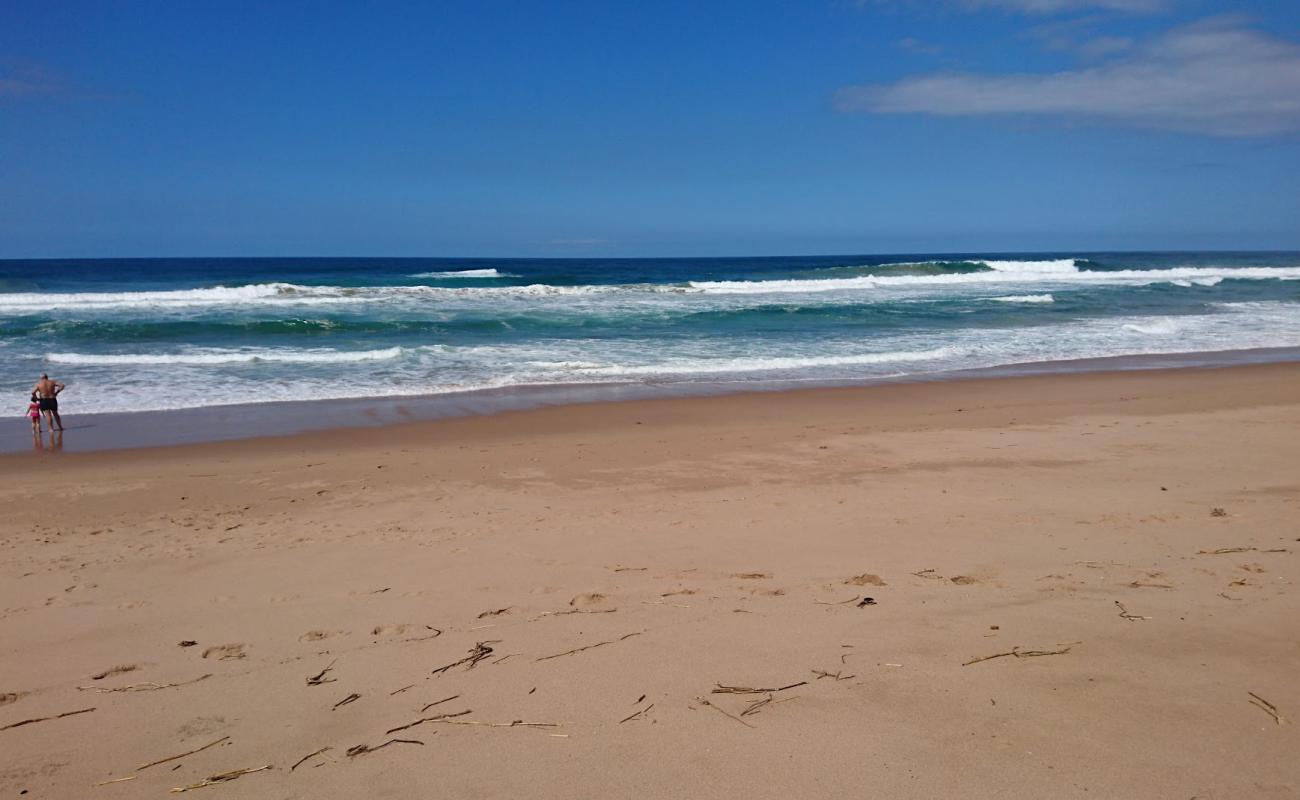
[857,0,1163,15]
[547,238,608,248]
[0,65,59,97]
[960,0,1163,13]
[836,19,1300,136]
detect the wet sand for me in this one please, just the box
[1,363,1298,798]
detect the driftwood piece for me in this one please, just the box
[170,765,271,793]
[963,646,1073,666]
[432,719,559,729]
[138,735,230,770]
[1,706,95,731]
[536,632,642,662]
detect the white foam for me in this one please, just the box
[408,269,508,278]
[689,266,1300,294]
[1121,320,1183,335]
[992,294,1055,303]
[979,259,1079,274]
[46,347,405,366]
[565,347,958,377]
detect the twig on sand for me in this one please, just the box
[1248,692,1283,725]
[1,706,95,731]
[432,642,497,675]
[619,704,654,724]
[420,694,461,713]
[741,695,773,717]
[1198,546,1291,555]
[346,739,424,757]
[92,776,136,787]
[385,709,471,734]
[138,736,230,770]
[477,607,512,619]
[814,595,861,606]
[332,693,361,710]
[536,632,643,662]
[530,608,617,621]
[433,719,560,729]
[712,681,807,695]
[1114,601,1150,621]
[81,674,212,693]
[811,669,855,681]
[912,569,944,580]
[962,646,1073,667]
[696,697,754,728]
[289,747,331,772]
[306,660,337,686]
[389,684,415,696]
[169,765,271,792]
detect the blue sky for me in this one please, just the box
[2,0,1298,257]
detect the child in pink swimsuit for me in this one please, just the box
[26,394,41,433]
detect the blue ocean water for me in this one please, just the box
[2,252,1299,416]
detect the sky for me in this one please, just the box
[1,0,1298,258]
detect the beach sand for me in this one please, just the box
[1,363,1297,798]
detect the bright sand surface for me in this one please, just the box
[1,363,1297,798]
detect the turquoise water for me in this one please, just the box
[2,252,1299,415]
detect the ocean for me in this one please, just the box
[3,252,1300,418]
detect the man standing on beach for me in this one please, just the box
[32,373,65,431]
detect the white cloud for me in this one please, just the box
[836,20,1300,136]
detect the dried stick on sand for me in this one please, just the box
[346,739,424,757]
[696,697,755,728]
[618,707,655,728]
[80,674,212,693]
[1114,601,1150,621]
[1248,692,1283,725]
[170,765,271,793]
[1,707,95,731]
[535,631,643,662]
[712,681,807,694]
[305,660,337,686]
[431,642,496,674]
[138,735,230,770]
[962,646,1073,666]
[385,709,472,734]
[289,747,331,772]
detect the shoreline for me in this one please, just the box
[9,344,1300,454]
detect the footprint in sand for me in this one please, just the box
[0,691,24,707]
[202,643,248,660]
[732,572,771,580]
[371,624,440,639]
[299,630,343,643]
[950,575,982,585]
[90,664,139,681]
[176,715,227,738]
[844,574,887,587]
[569,592,608,607]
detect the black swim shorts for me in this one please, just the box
[37,397,57,412]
